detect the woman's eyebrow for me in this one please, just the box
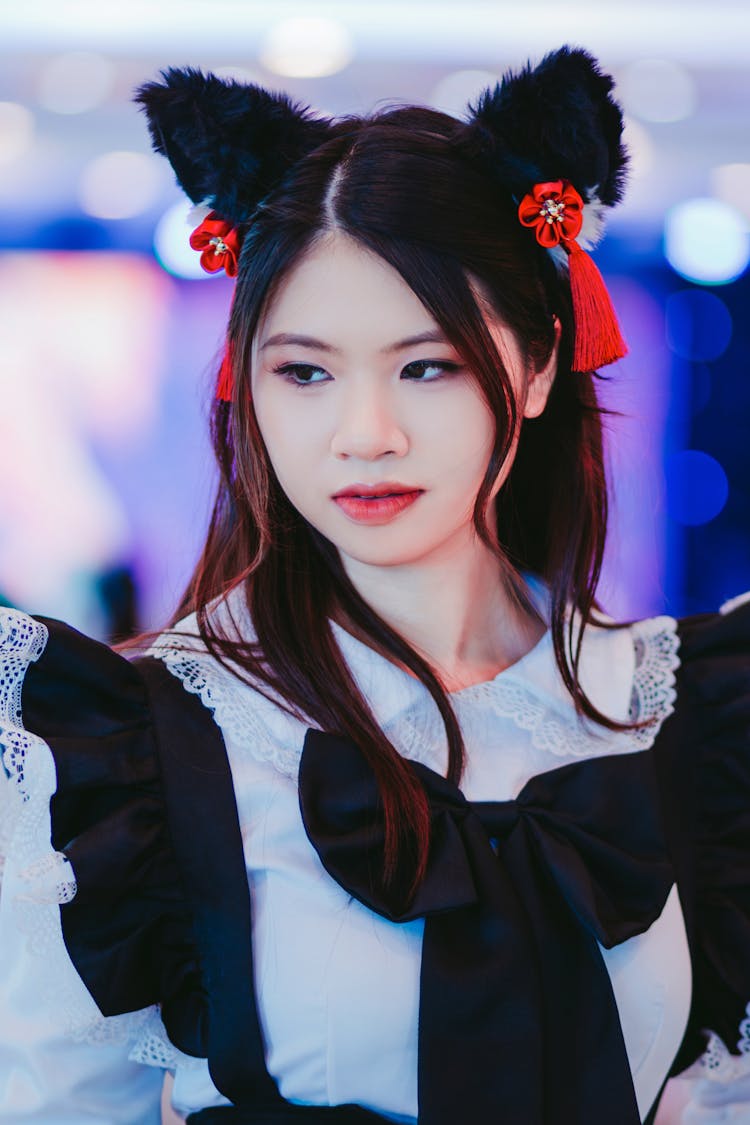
[259,330,449,353]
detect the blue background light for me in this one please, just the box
[665,289,733,363]
[664,197,750,286]
[664,449,730,526]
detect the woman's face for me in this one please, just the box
[250,230,555,571]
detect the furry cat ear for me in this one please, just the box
[462,47,629,371]
[134,66,332,222]
[464,46,628,247]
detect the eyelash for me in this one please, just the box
[271,359,463,387]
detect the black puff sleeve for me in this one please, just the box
[654,594,750,1073]
[1,609,275,1106]
[0,609,207,1057]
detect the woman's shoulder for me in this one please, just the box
[642,588,750,736]
[145,590,311,772]
[0,593,312,859]
[574,589,750,728]
[658,586,750,808]
[673,589,750,678]
[0,600,237,777]
[1,608,150,843]
[0,602,245,1059]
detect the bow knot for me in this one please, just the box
[474,797,523,842]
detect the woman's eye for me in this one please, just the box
[272,363,330,386]
[401,359,462,381]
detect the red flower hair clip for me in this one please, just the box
[189,211,241,277]
[188,209,241,401]
[517,179,626,372]
[518,180,583,248]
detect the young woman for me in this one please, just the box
[1,46,748,1125]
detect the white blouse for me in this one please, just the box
[153,585,690,1123]
[0,588,748,1124]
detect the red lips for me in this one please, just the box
[332,483,424,525]
[332,482,420,499]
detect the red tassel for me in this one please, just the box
[216,346,234,403]
[566,240,628,372]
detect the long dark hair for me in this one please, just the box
[170,106,636,886]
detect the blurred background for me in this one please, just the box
[1,0,749,640]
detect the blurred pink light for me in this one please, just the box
[0,252,172,615]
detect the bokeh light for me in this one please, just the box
[711,163,750,225]
[664,449,729,526]
[259,17,353,78]
[0,101,34,166]
[429,70,500,118]
[620,58,697,124]
[78,151,165,219]
[621,116,655,182]
[212,65,265,86]
[0,15,747,630]
[37,51,115,114]
[664,197,750,284]
[690,364,713,414]
[665,288,733,362]
[154,200,215,280]
[0,253,169,619]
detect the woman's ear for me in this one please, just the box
[523,316,561,419]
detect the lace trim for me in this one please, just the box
[0,607,164,1054]
[1,609,52,895]
[697,1030,750,1081]
[626,615,680,743]
[151,644,305,780]
[16,849,77,904]
[127,1007,207,1071]
[720,589,750,616]
[656,1012,750,1125]
[739,1003,750,1055]
[396,616,680,768]
[153,614,681,781]
[0,608,48,793]
[670,1007,750,1122]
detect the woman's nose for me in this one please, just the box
[329,387,408,461]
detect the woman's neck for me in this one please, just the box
[339,539,546,692]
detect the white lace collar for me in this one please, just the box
[150,583,681,780]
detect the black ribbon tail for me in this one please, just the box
[417,816,641,1125]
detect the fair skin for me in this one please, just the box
[250,230,558,691]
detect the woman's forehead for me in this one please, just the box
[255,230,447,353]
[254,230,515,360]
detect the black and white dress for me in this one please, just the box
[1,580,749,1124]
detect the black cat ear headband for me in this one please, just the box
[135,46,628,402]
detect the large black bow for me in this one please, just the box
[299,731,675,1125]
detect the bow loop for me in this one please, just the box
[299,730,478,920]
[301,730,671,945]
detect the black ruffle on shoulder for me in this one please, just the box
[17,615,279,1108]
[21,616,206,1053]
[660,597,750,1071]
